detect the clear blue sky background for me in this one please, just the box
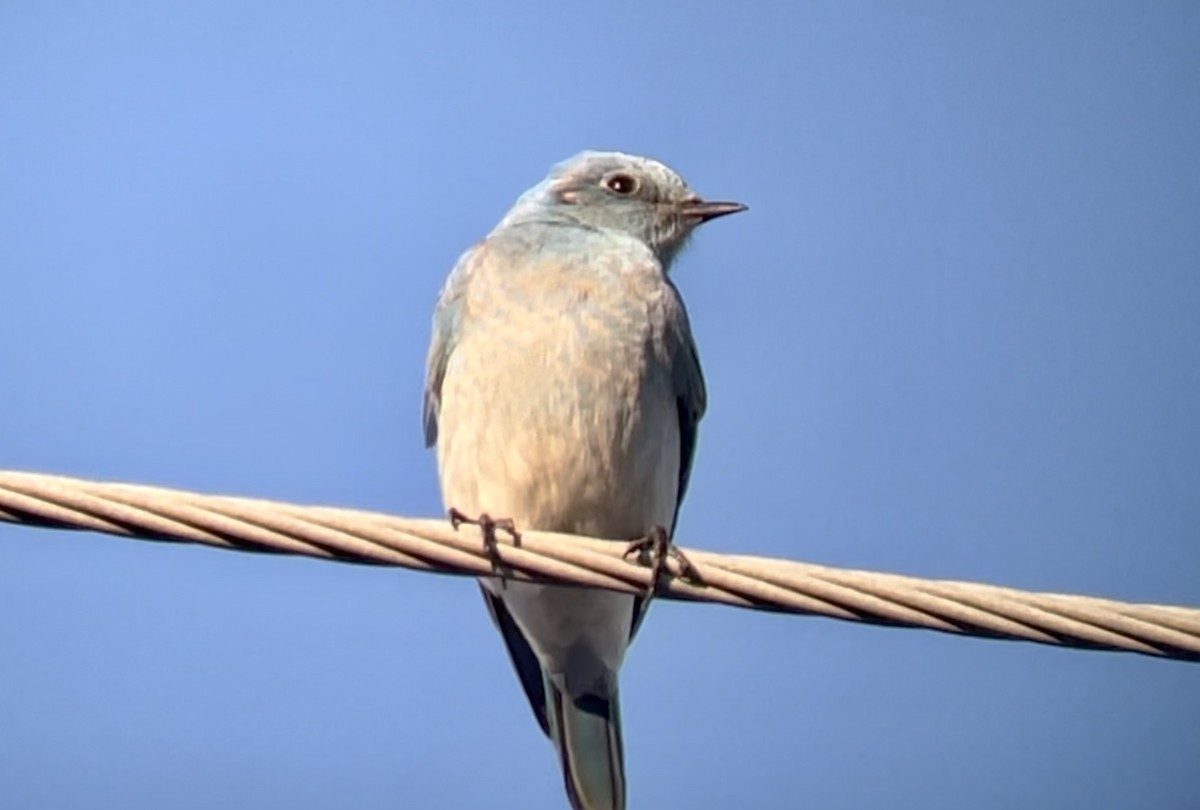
[1,3,1197,808]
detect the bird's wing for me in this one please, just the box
[479,584,550,737]
[423,244,483,447]
[668,288,708,536]
[630,279,707,641]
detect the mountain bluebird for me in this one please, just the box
[423,151,745,810]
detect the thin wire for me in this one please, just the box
[1,470,1196,661]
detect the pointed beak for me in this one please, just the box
[678,198,749,223]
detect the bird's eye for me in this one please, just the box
[604,173,638,195]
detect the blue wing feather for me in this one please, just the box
[631,286,706,641]
[668,287,707,536]
[423,245,482,447]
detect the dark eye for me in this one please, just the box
[604,173,638,195]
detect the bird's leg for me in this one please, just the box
[623,525,703,603]
[448,507,521,587]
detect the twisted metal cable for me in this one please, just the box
[1,470,1196,662]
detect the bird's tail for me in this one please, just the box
[545,674,626,810]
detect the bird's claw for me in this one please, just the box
[623,525,702,602]
[449,507,521,586]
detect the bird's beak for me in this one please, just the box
[678,198,749,222]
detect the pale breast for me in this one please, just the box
[436,253,681,541]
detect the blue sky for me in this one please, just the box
[1,3,1198,808]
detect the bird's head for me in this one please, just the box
[498,151,746,268]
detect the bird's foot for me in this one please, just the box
[449,508,521,587]
[623,525,703,602]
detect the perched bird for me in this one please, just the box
[423,151,745,809]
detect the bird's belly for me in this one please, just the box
[436,332,680,542]
[496,579,635,687]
